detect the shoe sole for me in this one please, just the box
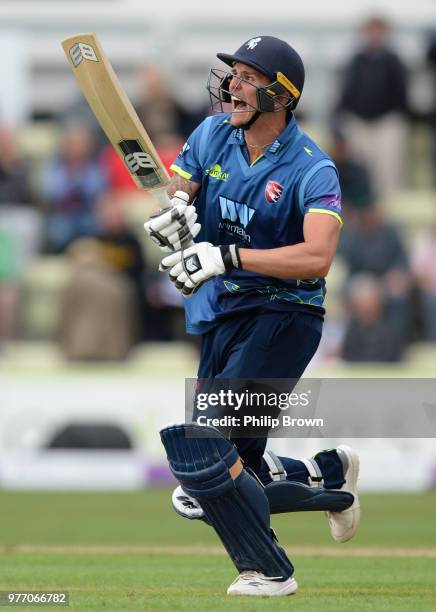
[227,577,298,596]
[327,444,360,543]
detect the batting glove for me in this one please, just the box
[144,190,201,253]
[159,242,241,297]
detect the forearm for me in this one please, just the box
[239,242,332,280]
[150,174,201,213]
[166,174,201,202]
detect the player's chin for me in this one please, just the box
[230,109,255,127]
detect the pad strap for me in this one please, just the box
[265,480,354,513]
[263,450,287,482]
[301,457,324,487]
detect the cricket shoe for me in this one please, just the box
[227,571,298,596]
[325,444,360,543]
[172,485,205,520]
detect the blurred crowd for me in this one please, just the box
[0,16,436,363]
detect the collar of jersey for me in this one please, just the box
[226,115,301,164]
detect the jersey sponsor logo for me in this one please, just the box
[265,180,284,204]
[246,37,262,50]
[219,197,255,227]
[205,163,229,181]
[321,193,341,211]
[70,42,98,67]
[218,196,255,243]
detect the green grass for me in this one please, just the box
[1,490,436,548]
[2,554,436,611]
[1,491,436,610]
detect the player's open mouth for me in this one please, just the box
[232,97,250,111]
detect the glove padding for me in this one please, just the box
[144,190,201,252]
[159,242,241,297]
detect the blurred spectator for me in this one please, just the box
[143,269,187,342]
[58,100,109,154]
[135,66,205,142]
[99,146,138,193]
[0,228,20,343]
[336,15,409,198]
[0,126,44,306]
[94,190,187,342]
[154,133,186,174]
[0,127,36,337]
[411,227,436,341]
[329,127,375,220]
[426,30,436,183]
[95,190,147,339]
[43,126,107,252]
[338,205,412,343]
[341,274,404,362]
[59,238,137,361]
[58,190,186,356]
[0,126,33,205]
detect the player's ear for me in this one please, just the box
[275,92,293,111]
[272,82,293,111]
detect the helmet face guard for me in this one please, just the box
[206,68,297,116]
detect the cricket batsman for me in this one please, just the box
[144,35,360,596]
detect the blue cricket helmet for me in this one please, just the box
[217,35,305,108]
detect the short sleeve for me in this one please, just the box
[303,164,343,227]
[170,118,211,183]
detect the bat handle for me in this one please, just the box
[151,186,172,209]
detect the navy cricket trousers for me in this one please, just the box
[195,310,323,473]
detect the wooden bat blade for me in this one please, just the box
[61,33,170,193]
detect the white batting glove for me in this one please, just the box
[144,191,201,253]
[159,242,241,297]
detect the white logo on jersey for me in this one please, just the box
[219,197,255,228]
[125,152,157,173]
[70,43,98,67]
[246,37,262,50]
[180,142,190,156]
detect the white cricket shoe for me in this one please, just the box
[325,444,360,543]
[227,571,298,597]
[172,485,205,520]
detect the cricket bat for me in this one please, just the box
[61,33,170,206]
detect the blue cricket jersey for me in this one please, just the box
[170,113,342,335]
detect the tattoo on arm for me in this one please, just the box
[167,175,201,202]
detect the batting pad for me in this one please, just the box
[160,424,294,579]
[265,480,354,513]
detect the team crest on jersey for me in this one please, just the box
[265,180,284,204]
